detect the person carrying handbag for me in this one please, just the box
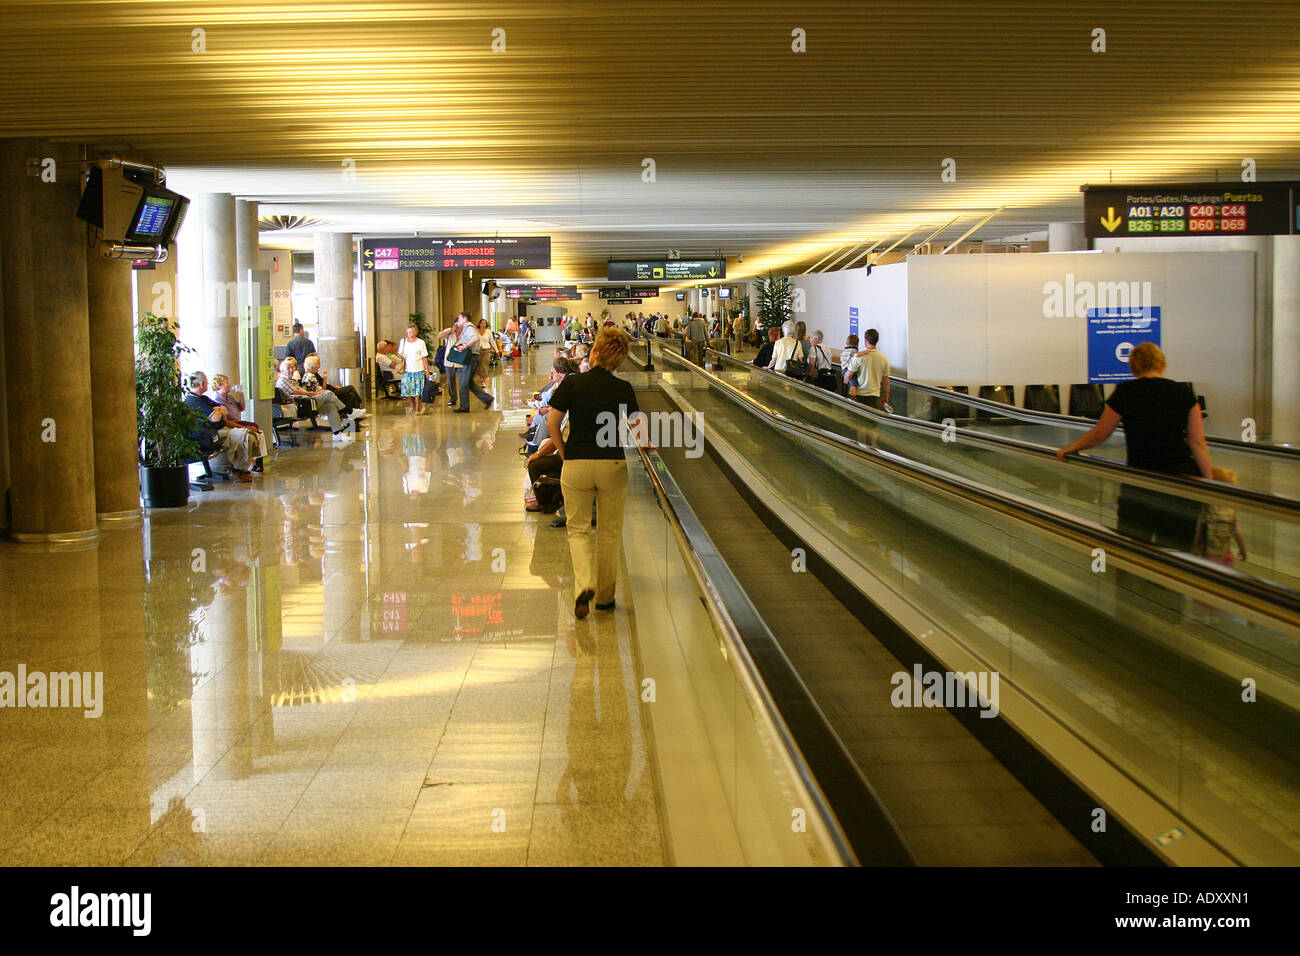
[803,330,837,390]
[445,312,495,413]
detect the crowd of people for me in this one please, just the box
[750,320,892,406]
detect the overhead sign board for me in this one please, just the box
[361,236,551,271]
[1082,183,1296,239]
[605,298,642,305]
[599,286,659,299]
[607,259,725,281]
[506,284,579,301]
[1087,307,1161,383]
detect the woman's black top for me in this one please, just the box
[548,366,639,460]
[1104,377,1198,475]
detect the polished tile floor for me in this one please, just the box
[0,351,663,866]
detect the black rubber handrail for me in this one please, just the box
[670,350,1300,628]
[889,373,1300,459]
[704,348,1300,516]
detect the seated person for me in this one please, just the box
[522,357,577,450]
[275,359,360,441]
[205,373,268,472]
[525,428,566,513]
[301,353,366,415]
[375,340,403,381]
[753,326,780,368]
[184,371,256,481]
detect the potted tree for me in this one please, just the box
[136,311,204,508]
[753,271,792,338]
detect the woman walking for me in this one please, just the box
[547,328,645,619]
[1057,342,1212,549]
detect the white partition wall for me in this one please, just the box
[907,252,1255,429]
[793,262,909,374]
[794,251,1258,433]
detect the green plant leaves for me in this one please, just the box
[136,312,204,467]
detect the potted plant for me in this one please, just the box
[753,271,792,338]
[136,311,203,508]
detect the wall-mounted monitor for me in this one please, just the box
[718,287,732,299]
[675,292,685,301]
[125,184,189,245]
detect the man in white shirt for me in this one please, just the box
[767,321,803,374]
[845,327,891,410]
[443,312,495,413]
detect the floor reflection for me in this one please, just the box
[0,355,661,866]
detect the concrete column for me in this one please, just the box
[87,251,141,519]
[461,273,481,322]
[314,231,357,379]
[200,193,239,381]
[174,208,203,364]
[414,269,439,329]
[439,269,463,321]
[136,249,179,328]
[376,268,415,341]
[0,139,97,540]
[1273,235,1300,445]
[235,200,259,315]
[1048,222,1088,252]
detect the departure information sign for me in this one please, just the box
[599,286,659,299]
[607,259,725,281]
[361,236,551,271]
[506,285,579,301]
[606,298,642,305]
[1083,183,1296,239]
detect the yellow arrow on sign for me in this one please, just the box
[363,260,373,269]
[364,248,372,257]
[707,266,717,277]
[1100,206,1123,232]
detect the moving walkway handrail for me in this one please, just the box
[627,437,915,866]
[703,347,1300,516]
[889,373,1300,459]
[670,355,1300,631]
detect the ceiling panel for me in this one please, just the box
[2,0,1298,281]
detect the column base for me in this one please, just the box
[97,508,142,523]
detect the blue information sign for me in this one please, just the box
[849,306,859,338]
[1087,307,1161,383]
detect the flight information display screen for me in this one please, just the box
[362,236,551,271]
[1083,183,1296,238]
[131,195,175,238]
[607,259,725,281]
[506,285,579,300]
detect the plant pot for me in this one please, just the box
[140,465,190,509]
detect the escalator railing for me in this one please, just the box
[651,357,1300,864]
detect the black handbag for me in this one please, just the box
[784,340,809,378]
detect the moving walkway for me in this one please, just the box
[622,339,1300,866]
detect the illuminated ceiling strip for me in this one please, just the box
[805,242,859,274]
[870,227,923,264]
[836,237,888,272]
[906,216,963,257]
[940,206,1007,254]
[817,238,875,274]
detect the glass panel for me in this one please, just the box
[658,366,1300,865]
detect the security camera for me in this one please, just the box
[737,254,743,263]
